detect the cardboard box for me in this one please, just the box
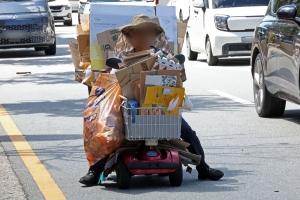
[115,55,157,100]
[76,24,91,62]
[69,41,80,70]
[140,70,181,105]
[96,28,120,64]
[80,14,90,32]
[177,22,188,54]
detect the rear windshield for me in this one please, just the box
[213,0,270,9]
[0,0,47,14]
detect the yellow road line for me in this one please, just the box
[0,104,66,200]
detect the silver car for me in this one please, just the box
[0,0,56,55]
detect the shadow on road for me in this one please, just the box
[1,98,86,117]
[0,71,75,85]
[277,109,300,125]
[98,167,245,193]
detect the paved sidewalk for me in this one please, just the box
[0,143,27,200]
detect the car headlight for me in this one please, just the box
[65,5,71,10]
[214,15,229,31]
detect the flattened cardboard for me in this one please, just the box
[69,41,80,70]
[140,70,181,105]
[121,50,153,62]
[96,28,120,65]
[115,55,157,100]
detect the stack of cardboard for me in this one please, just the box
[69,14,95,87]
[114,49,186,116]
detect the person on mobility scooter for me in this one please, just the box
[79,15,224,187]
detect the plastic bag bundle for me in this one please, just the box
[83,73,124,166]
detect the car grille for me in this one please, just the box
[228,44,251,51]
[0,37,47,44]
[0,24,43,31]
[50,6,63,12]
[0,24,48,44]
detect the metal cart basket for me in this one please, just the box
[122,105,182,141]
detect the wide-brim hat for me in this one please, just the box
[121,15,164,37]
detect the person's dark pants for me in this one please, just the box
[91,117,209,174]
[181,117,209,173]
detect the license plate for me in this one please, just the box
[1,30,28,39]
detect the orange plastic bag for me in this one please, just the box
[83,73,124,166]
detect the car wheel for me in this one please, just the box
[186,34,198,61]
[253,53,286,117]
[64,19,73,26]
[45,40,56,56]
[206,38,218,66]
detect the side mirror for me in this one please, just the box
[193,0,205,8]
[277,4,297,19]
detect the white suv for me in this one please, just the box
[49,0,73,26]
[186,0,269,65]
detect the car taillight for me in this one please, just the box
[156,0,159,5]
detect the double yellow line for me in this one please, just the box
[0,104,66,200]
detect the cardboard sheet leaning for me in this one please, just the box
[90,4,178,71]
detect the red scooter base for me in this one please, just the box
[115,145,183,189]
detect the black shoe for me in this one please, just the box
[79,170,100,186]
[198,168,224,181]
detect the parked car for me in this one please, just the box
[251,0,300,118]
[0,0,56,55]
[78,0,171,24]
[69,0,79,12]
[49,0,73,26]
[186,0,269,66]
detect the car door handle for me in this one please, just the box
[194,10,198,14]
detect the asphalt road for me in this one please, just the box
[1,14,300,200]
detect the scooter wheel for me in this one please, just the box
[116,156,132,189]
[169,160,183,186]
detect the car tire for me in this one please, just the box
[186,34,198,61]
[169,160,183,186]
[64,19,72,26]
[45,40,56,56]
[206,38,218,66]
[253,53,286,118]
[116,156,131,189]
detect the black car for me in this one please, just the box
[0,0,56,55]
[251,0,300,117]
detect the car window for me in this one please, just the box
[272,0,291,13]
[212,0,269,9]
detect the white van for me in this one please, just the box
[186,0,269,65]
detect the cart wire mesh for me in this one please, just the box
[122,105,182,141]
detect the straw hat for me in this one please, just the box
[121,15,164,37]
